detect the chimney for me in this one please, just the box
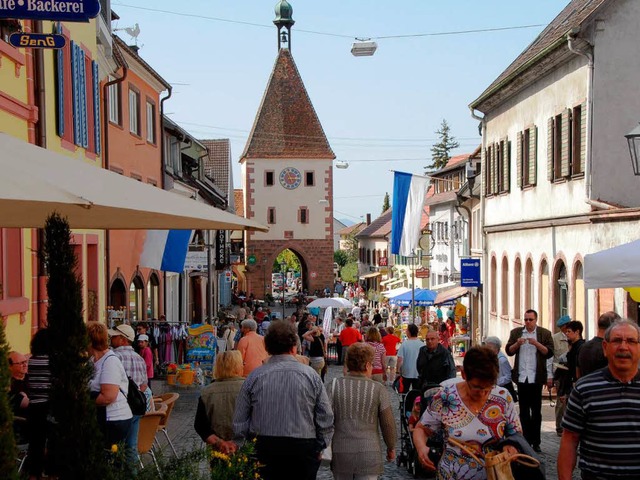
[129,45,140,55]
[366,213,371,225]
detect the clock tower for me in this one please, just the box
[239,1,336,299]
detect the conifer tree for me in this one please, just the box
[381,192,390,214]
[0,321,18,480]
[425,119,460,171]
[44,214,109,479]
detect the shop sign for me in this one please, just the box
[247,254,257,265]
[184,251,207,271]
[0,0,101,22]
[415,267,430,278]
[215,230,227,270]
[379,256,388,267]
[461,258,481,287]
[9,32,65,48]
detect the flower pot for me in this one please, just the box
[166,373,177,385]
[178,370,195,385]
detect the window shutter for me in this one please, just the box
[547,117,554,182]
[492,143,498,195]
[561,108,571,177]
[92,61,101,155]
[56,41,65,137]
[504,139,511,192]
[80,49,88,148]
[516,131,523,189]
[580,101,587,174]
[529,127,537,186]
[484,148,490,196]
[71,42,80,146]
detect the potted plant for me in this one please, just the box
[166,363,178,385]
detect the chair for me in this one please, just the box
[138,405,166,475]
[153,392,180,456]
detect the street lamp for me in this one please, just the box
[280,260,287,320]
[624,123,640,175]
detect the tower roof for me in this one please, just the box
[241,49,335,161]
[274,0,295,28]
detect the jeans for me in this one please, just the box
[105,418,132,448]
[125,414,141,464]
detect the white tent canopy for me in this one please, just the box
[0,133,268,231]
[584,239,640,288]
[381,286,410,298]
[306,297,353,309]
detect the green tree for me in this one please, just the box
[0,321,18,480]
[274,249,301,273]
[343,234,358,263]
[426,119,460,171]
[44,214,110,479]
[334,250,349,268]
[341,262,358,283]
[381,192,390,214]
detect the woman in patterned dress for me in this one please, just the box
[413,346,521,480]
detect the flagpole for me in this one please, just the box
[411,252,415,323]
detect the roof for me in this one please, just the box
[424,190,459,207]
[112,35,171,90]
[241,49,335,160]
[357,209,393,239]
[200,139,231,198]
[234,189,244,217]
[338,222,366,236]
[470,0,607,111]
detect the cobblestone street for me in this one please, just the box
[153,363,579,479]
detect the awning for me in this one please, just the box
[359,272,381,280]
[0,133,268,231]
[584,239,640,288]
[383,278,406,289]
[434,286,469,305]
[381,286,410,298]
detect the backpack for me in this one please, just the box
[121,377,147,416]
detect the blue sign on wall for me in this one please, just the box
[9,32,66,49]
[460,258,481,288]
[0,0,100,22]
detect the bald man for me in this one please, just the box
[8,351,29,414]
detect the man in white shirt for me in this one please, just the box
[351,305,361,320]
[506,309,554,453]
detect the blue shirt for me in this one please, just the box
[397,338,424,379]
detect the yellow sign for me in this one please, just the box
[454,301,467,318]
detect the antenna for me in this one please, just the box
[114,23,141,45]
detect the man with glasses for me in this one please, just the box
[558,319,640,480]
[506,309,554,453]
[8,351,30,415]
[417,329,457,390]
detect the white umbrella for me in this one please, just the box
[306,297,353,309]
[322,307,333,339]
[584,239,640,288]
[0,134,268,231]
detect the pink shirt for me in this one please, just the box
[140,346,154,379]
[237,331,268,377]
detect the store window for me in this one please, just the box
[129,275,144,322]
[147,273,160,319]
[555,262,568,320]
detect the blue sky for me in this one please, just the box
[112,0,569,223]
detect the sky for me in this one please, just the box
[112,0,570,224]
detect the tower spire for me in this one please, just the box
[273,0,295,52]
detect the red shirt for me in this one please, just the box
[381,334,401,356]
[339,327,362,347]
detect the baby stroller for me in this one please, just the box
[396,384,443,478]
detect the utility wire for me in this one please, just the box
[112,3,545,41]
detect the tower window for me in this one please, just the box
[265,171,274,186]
[268,207,276,224]
[299,207,309,224]
[305,171,315,186]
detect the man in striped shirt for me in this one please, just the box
[558,319,640,480]
[233,320,334,480]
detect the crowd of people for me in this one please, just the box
[9,300,640,480]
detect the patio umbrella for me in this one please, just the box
[584,239,640,289]
[0,133,268,231]
[306,297,353,309]
[389,288,437,307]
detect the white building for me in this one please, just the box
[470,0,640,341]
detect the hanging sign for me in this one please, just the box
[0,0,101,22]
[184,251,208,271]
[460,258,481,287]
[9,32,66,48]
[215,230,227,270]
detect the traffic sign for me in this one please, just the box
[9,32,66,48]
[0,0,101,22]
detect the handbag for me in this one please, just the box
[449,437,540,480]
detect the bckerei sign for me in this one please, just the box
[0,0,100,22]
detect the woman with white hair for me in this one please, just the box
[484,336,518,402]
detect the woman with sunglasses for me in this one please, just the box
[413,346,521,479]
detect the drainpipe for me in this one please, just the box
[159,88,173,318]
[33,20,47,331]
[469,107,487,341]
[103,65,128,313]
[567,31,599,211]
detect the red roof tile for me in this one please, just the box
[200,139,232,198]
[338,222,366,236]
[241,49,335,160]
[234,189,244,217]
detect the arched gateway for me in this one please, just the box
[240,2,335,299]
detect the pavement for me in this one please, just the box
[153,365,579,480]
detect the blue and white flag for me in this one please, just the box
[140,230,192,273]
[391,171,430,257]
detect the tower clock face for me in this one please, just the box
[279,167,302,190]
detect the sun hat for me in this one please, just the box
[107,324,135,342]
[557,315,571,328]
[138,334,149,342]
